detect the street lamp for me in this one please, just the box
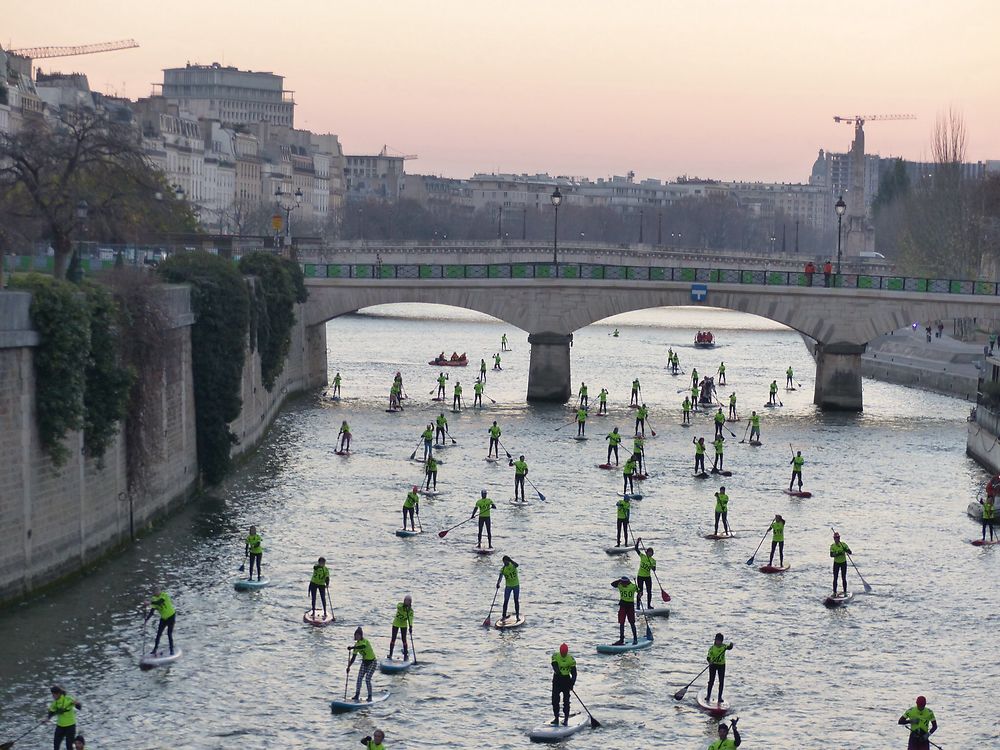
[550,187,562,265]
[275,186,303,249]
[835,195,847,277]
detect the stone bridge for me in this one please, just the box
[300,258,1000,410]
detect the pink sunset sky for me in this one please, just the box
[9,0,1000,182]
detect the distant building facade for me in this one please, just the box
[162,63,294,128]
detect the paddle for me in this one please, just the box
[410,629,417,664]
[344,650,352,700]
[446,427,457,445]
[570,689,602,728]
[636,599,653,641]
[0,719,48,750]
[555,419,577,432]
[831,526,874,593]
[746,525,771,565]
[438,516,474,538]
[739,422,751,444]
[416,506,423,533]
[646,419,658,438]
[525,476,546,502]
[238,552,248,573]
[636,537,670,601]
[484,392,497,405]
[141,615,148,657]
[408,437,423,461]
[497,439,513,461]
[483,585,501,627]
[673,663,711,700]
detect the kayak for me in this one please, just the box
[703,532,735,540]
[139,648,182,670]
[379,656,413,674]
[783,489,812,498]
[759,564,791,573]
[824,592,854,608]
[596,635,653,654]
[234,577,270,591]
[329,692,390,713]
[303,609,336,626]
[970,538,1000,546]
[527,712,590,743]
[395,529,422,538]
[428,357,467,367]
[494,614,526,630]
[695,694,732,717]
[605,545,631,555]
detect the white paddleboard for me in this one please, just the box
[604,545,631,555]
[303,609,335,626]
[419,489,441,497]
[695,693,732,717]
[527,712,590,742]
[473,546,496,555]
[329,692,390,713]
[234,577,270,591]
[378,656,413,674]
[139,648,183,670]
[823,591,854,608]
[494,614,526,630]
[596,636,653,654]
[643,607,670,617]
[395,529,422,538]
[509,497,531,506]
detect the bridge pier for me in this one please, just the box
[526,332,573,402]
[813,343,865,411]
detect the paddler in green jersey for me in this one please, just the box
[713,487,730,536]
[712,436,725,472]
[421,424,434,461]
[501,332,508,351]
[452,381,463,411]
[435,413,449,445]
[635,403,648,436]
[332,372,342,398]
[633,537,656,608]
[510,455,528,501]
[578,381,589,408]
[786,365,794,388]
[714,407,726,439]
[337,420,351,452]
[616,495,631,547]
[493,352,502,370]
[829,532,852,595]
[361,729,386,749]
[388,595,414,660]
[622,454,638,496]
[244,525,263,581]
[606,427,622,465]
[480,357,488,382]
[348,626,378,702]
[768,380,778,405]
[630,378,640,406]
[144,589,177,655]
[472,489,497,548]
[488,421,502,458]
[789,450,804,490]
[979,496,996,541]
[671,351,680,373]
[709,719,741,749]
[749,411,761,443]
[611,575,639,645]
[308,557,331,617]
[598,387,608,415]
[632,434,645,474]
[550,643,577,726]
[667,346,674,368]
[706,632,734,703]
[691,366,699,387]
[898,695,937,750]
[768,514,785,566]
[691,383,700,411]
[497,555,520,620]
[682,396,692,425]
[424,455,438,491]
[576,406,587,437]
[48,685,82,750]
[436,372,448,399]
[473,379,484,407]
[717,361,727,386]
[402,486,420,531]
[728,392,737,420]
[389,381,402,411]
[693,436,706,474]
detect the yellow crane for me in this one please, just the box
[8,39,139,60]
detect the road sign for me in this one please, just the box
[691,283,708,302]
[271,214,283,232]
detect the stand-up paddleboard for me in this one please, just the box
[628,404,640,409]
[378,656,413,674]
[419,489,441,497]
[703,532,735,540]
[433,443,450,449]
[494,614,526,630]
[604,545,631,555]
[431,397,445,402]
[970,538,1000,546]
[621,493,643,501]
[726,418,742,422]
[785,387,797,392]
[596,635,653,653]
[573,436,588,441]
[763,403,781,408]
[693,472,710,479]
[451,408,462,414]
[329,692,390,713]
[597,463,617,470]
[303,609,335,626]
[643,607,670,617]
[748,440,762,446]
[633,473,649,481]
[485,456,500,464]
[783,489,812,498]
[527,712,590,743]
[509,497,531,506]
[759,564,790,573]
[334,450,350,456]
[395,528,421,538]
[710,469,733,477]
[139,648,182,670]
[681,422,691,428]
[473,546,496,555]
[823,591,854,608]
[695,694,732,717]
[234,577,270,591]
[385,409,402,414]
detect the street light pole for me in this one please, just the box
[550,187,562,266]
[638,208,644,244]
[497,205,503,240]
[275,186,303,251]
[835,195,847,277]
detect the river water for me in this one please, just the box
[1,305,995,749]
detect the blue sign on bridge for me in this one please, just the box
[691,283,708,302]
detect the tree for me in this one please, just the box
[0,107,193,277]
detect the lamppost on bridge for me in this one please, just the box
[497,205,503,239]
[835,195,847,276]
[275,186,303,249]
[550,187,562,265]
[638,208,644,244]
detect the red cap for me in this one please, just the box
[559,643,569,656]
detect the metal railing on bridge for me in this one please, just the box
[302,261,1000,296]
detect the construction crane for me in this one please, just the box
[8,39,139,60]
[379,144,417,160]
[833,114,916,127]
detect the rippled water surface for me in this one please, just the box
[1,305,995,749]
